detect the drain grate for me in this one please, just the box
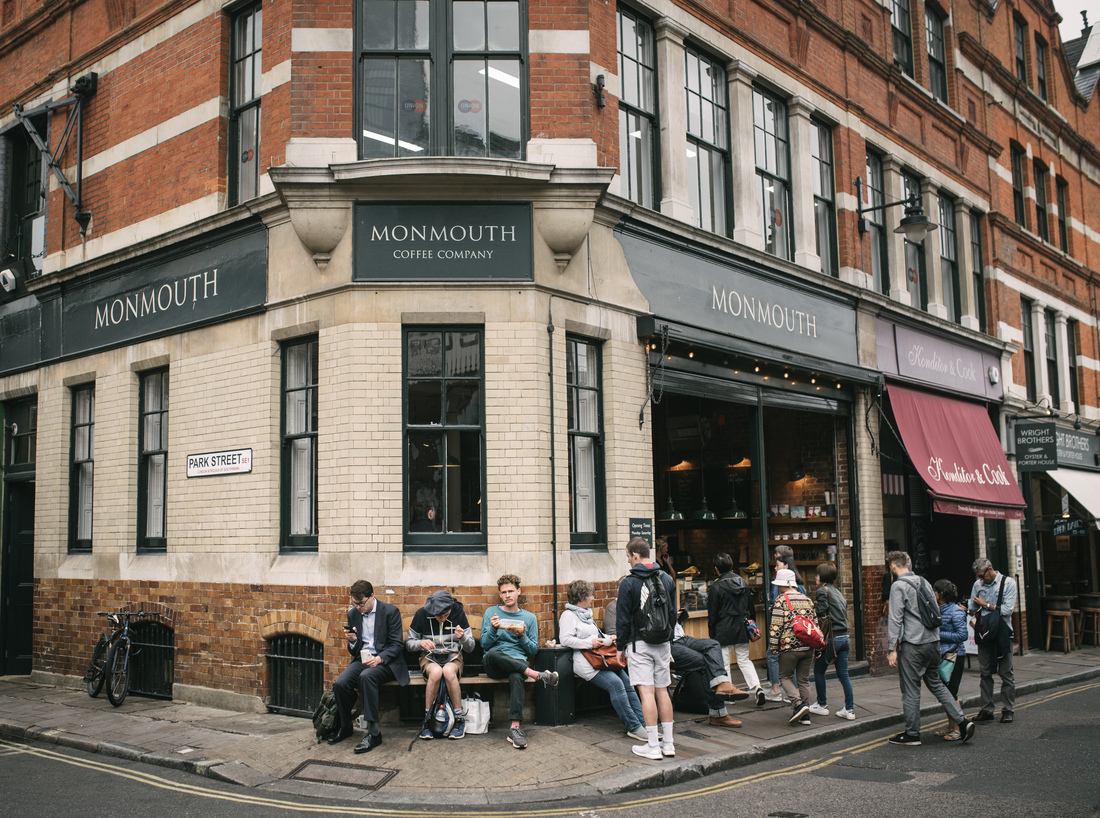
[284,760,398,791]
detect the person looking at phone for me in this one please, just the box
[406,589,475,740]
[328,580,409,753]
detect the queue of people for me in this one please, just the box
[320,545,1008,757]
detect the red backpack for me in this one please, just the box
[784,595,826,649]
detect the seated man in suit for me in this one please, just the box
[329,579,410,753]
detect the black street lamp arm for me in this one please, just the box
[854,176,938,242]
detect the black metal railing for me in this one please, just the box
[266,634,324,716]
[129,621,174,699]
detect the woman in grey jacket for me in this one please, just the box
[810,562,855,720]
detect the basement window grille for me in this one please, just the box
[266,634,324,716]
[129,621,174,699]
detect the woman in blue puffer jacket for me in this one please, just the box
[934,579,968,740]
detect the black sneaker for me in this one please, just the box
[788,704,810,725]
[888,732,921,746]
[507,725,528,749]
[960,719,976,743]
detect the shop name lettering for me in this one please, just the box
[370,224,516,260]
[906,344,978,383]
[1056,431,1092,462]
[711,287,818,336]
[926,457,1011,487]
[93,270,219,330]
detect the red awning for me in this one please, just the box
[887,383,1026,520]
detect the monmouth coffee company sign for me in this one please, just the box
[354,202,533,281]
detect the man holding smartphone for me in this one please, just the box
[329,579,410,752]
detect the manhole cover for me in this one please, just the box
[284,760,398,791]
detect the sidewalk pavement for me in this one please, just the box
[3,646,1099,807]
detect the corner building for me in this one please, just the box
[1,0,1097,705]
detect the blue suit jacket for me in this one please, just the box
[343,599,410,685]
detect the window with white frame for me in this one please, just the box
[358,0,524,159]
[567,338,605,547]
[282,338,318,552]
[864,150,889,294]
[684,48,729,236]
[69,385,95,553]
[811,119,837,277]
[938,195,959,322]
[753,86,791,260]
[230,2,262,206]
[618,6,657,208]
[138,369,168,552]
[926,6,947,103]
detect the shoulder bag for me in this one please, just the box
[973,576,1005,645]
[582,643,627,671]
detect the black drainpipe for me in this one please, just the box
[548,300,560,640]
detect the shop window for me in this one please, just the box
[1056,178,1069,253]
[567,337,605,548]
[1010,145,1025,228]
[1033,160,1050,242]
[902,172,926,311]
[281,338,318,552]
[266,634,324,716]
[618,5,657,208]
[138,369,169,552]
[229,2,262,205]
[1014,16,1027,85]
[404,328,485,549]
[753,86,791,260]
[3,114,46,276]
[1067,319,1080,409]
[938,195,959,323]
[811,119,837,277]
[864,149,889,294]
[1035,35,1048,101]
[926,6,947,103]
[970,212,986,332]
[358,0,524,159]
[69,385,95,553]
[891,0,913,77]
[1044,310,1059,407]
[1020,298,1036,404]
[684,47,729,236]
[128,620,174,699]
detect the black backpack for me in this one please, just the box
[633,573,674,645]
[901,574,942,630]
[312,690,339,742]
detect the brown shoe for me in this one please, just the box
[714,682,750,700]
[708,714,743,728]
[1000,711,1014,723]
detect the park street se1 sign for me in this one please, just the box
[187,448,253,478]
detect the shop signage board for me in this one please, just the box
[876,320,1003,401]
[1055,427,1100,471]
[186,448,253,478]
[1015,421,1058,471]
[629,518,653,546]
[354,202,533,281]
[1052,517,1086,537]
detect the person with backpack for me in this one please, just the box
[967,558,1017,724]
[615,536,677,760]
[810,562,855,721]
[765,545,805,702]
[767,568,819,726]
[886,550,975,746]
[406,589,476,740]
[707,552,762,708]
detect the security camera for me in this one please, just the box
[0,268,16,293]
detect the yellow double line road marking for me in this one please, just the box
[3,681,1097,817]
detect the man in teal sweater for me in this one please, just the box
[481,573,558,749]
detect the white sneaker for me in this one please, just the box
[835,707,856,720]
[660,742,676,757]
[626,726,648,742]
[764,691,787,702]
[632,743,663,760]
[808,703,830,716]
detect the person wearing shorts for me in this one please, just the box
[406,589,475,740]
[615,537,677,761]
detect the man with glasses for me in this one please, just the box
[968,558,1017,723]
[329,579,410,752]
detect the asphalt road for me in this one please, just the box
[2,681,1098,818]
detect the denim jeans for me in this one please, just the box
[589,668,644,731]
[813,634,854,711]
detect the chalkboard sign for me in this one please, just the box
[629,518,653,546]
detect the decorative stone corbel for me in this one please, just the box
[288,202,350,271]
[534,203,596,272]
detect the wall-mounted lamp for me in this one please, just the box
[0,268,15,293]
[1074,415,1082,431]
[854,177,938,243]
[594,74,606,109]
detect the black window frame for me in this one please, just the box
[753,85,792,260]
[69,384,95,554]
[280,337,319,553]
[1056,177,1069,252]
[902,172,927,311]
[4,114,47,276]
[403,326,486,551]
[1014,16,1028,85]
[1035,34,1048,100]
[1021,298,1037,404]
[938,194,960,323]
[1044,310,1059,407]
[865,149,889,295]
[684,46,730,237]
[137,369,169,553]
[811,118,838,277]
[356,0,527,160]
[4,398,36,473]
[617,4,658,209]
[566,336,606,549]
[1033,160,1050,242]
[926,5,948,103]
[970,211,986,332]
[229,2,262,206]
[1010,145,1026,227]
[891,0,914,77]
[1067,319,1080,409]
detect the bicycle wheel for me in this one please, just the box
[105,639,130,706]
[85,635,108,698]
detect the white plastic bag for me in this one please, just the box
[461,693,490,734]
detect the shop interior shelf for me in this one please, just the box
[767,517,836,524]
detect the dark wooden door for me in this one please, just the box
[1,479,34,675]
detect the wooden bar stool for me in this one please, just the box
[1046,610,1076,653]
[1080,609,1100,648]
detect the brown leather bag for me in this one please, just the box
[581,644,627,671]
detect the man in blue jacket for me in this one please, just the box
[329,579,410,753]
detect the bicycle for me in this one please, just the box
[85,610,148,706]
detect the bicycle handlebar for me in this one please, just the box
[95,611,150,618]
